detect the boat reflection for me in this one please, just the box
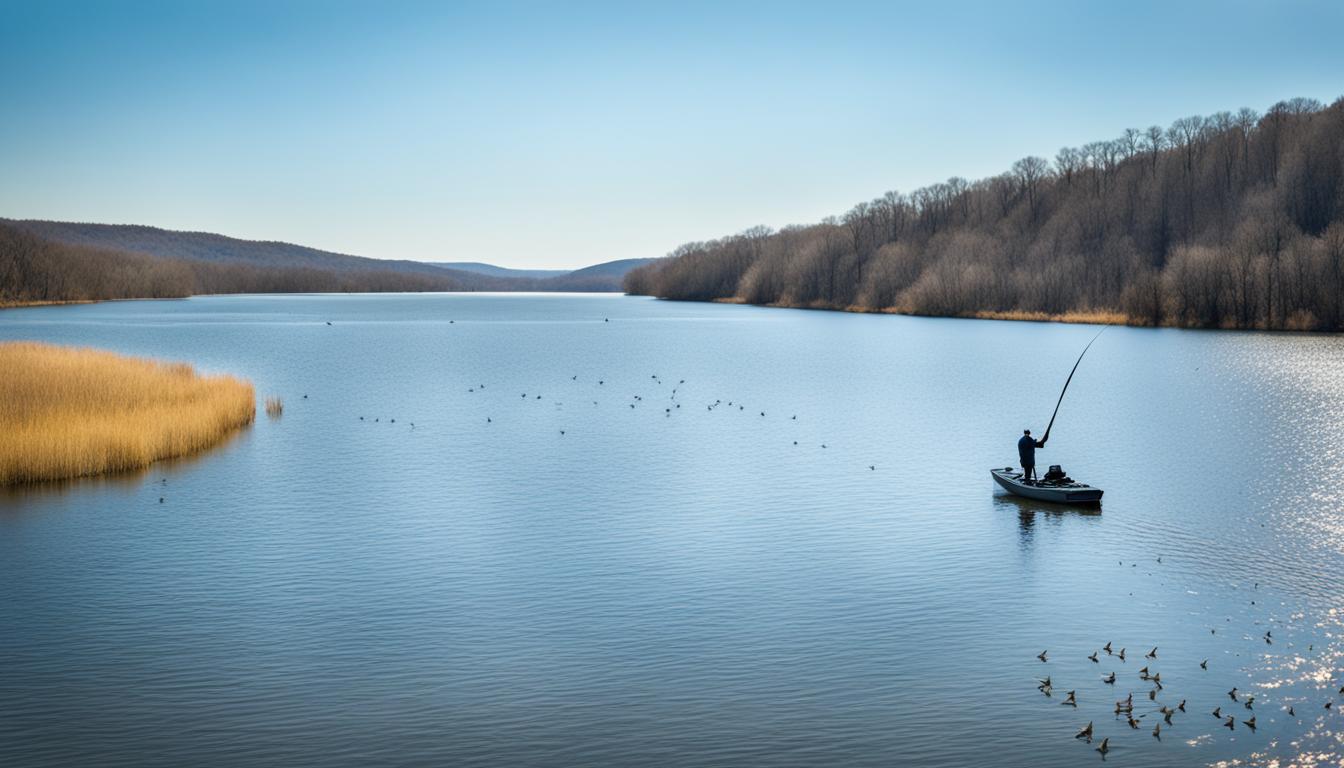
[993,489,1103,518]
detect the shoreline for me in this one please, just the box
[0,299,99,310]
[708,297,1125,327]
[694,296,1341,333]
[0,289,631,311]
[9,291,1334,334]
[703,296,1132,326]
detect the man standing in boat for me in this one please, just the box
[1018,429,1045,483]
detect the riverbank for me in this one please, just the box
[0,299,97,309]
[0,342,255,485]
[707,297,1131,327]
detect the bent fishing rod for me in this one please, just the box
[1040,325,1108,446]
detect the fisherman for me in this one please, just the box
[1018,429,1045,482]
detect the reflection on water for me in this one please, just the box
[992,492,1103,551]
[0,425,255,509]
[2,295,1344,767]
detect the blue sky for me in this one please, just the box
[1,1,1341,268]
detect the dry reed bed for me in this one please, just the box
[0,342,255,485]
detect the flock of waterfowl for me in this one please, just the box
[1040,642,1209,758]
[1035,562,1340,761]
[346,365,879,471]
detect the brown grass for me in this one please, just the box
[712,295,1134,327]
[0,342,255,485]
[265,396,283,418]
[966,309,1130,326]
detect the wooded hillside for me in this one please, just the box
[0,220,655,306]
[626,96,1344,330]
[0,222,466,306]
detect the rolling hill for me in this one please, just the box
[430,262,569,280]
[0,219,657,304]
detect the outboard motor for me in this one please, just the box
[1043,465,1069,483]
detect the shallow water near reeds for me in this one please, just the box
[4,293,1344,767]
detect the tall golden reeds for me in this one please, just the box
[265,396,283,418]
[0,341,256,485]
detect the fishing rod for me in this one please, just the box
[1040,325,1108,445]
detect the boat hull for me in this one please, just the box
[991,468,1103,505]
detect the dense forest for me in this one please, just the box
[626,96,1344,330]
[0,220,649,306]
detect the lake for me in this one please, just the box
[3,293,1344,767]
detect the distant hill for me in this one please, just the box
[4,219,505,289]
[565,258,655,280]
[0,220,468,306]
[539,258,658,291]
[0,219,658,306]
[429,258,657,289]
[430,262,569,280]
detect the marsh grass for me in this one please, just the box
[967,309,1129,326]
[265,396,283,418]
[0,342,255,485]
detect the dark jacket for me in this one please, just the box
[1018,435,1044,466]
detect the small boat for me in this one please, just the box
[991,466,1103,505]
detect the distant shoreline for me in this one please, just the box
[0,290,636,312]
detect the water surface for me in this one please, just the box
[4,293,1344,767]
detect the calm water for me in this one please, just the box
[4,294,1344,767]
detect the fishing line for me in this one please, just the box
[1040,325,1107,445]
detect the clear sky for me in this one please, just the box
[2,1,1341,269]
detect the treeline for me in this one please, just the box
[0,222,463,306]
[626,96,1344,331]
